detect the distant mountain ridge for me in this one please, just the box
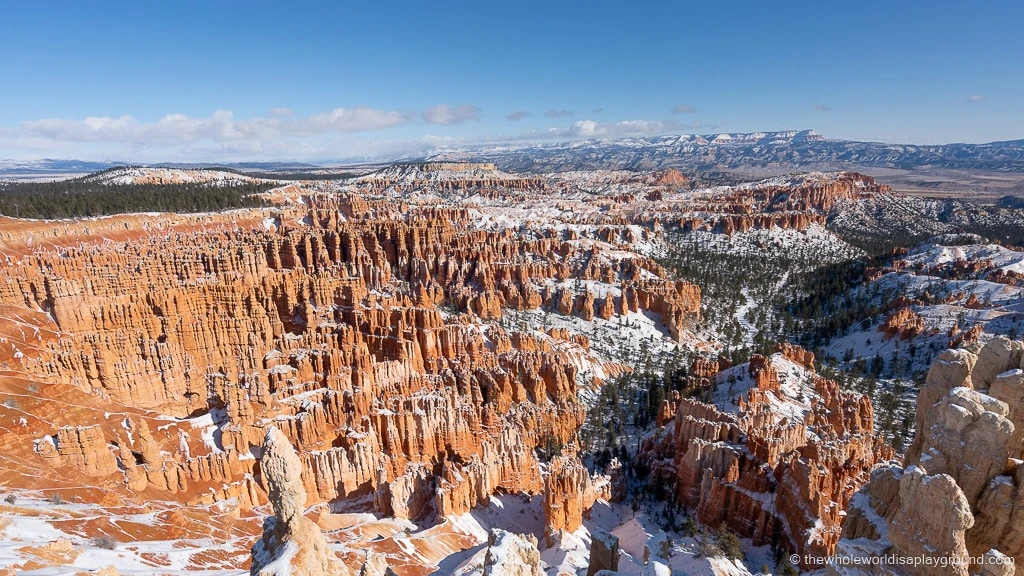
[0,159,320,178]
[2,131,1023,177]
[430,130,1024,173]
[0,159,118,175]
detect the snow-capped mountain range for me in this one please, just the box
[3,131,1023,179]
[431,130,1024,173]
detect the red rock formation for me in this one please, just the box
[690,357,722,379]
[964,293,986,309]
[542,453,609,543]
[0,165,895,573]
[38,425,119,477]
[0,189,698,566]
[651,169,688,188]
[988,268,1024,286]
[879,308,926,340]
[656,391,680,426]
[747,354,781,392]
[950,324,984,348]
[775,342,815,371]
[635,351,892,567]
[672,172,887,235]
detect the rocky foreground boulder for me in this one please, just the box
[251,427,349,576]
[832,338,1024,575]
[586,527,620,575]
[475,529,544,576]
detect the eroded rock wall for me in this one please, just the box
[635,346,892,567]
[1,194,697,533]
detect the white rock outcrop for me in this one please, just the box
[831,338,1024,575]
[479,529,544,576]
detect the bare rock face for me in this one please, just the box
[905,348,979,461]
[910,387,1012,507]
[832,339,1024,574]
[482,529,544,576]
[675,172,887,235]
[990,368,1024,459]
[251,427,349,576]
[966,465,1024,575]
[633,350,892,567]
[43,425,119,477]
[888,466,975,576]
[586,528,619,576]
[543,454,608,543]
[3,192,698,527]
[0,168,895,572]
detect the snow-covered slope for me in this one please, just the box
[82,167,262,186]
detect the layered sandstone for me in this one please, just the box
[0,167,710,574]
[542,453,609,543]
[671,172,887,235]
[1,191,699,519]
[635,346,891,567]
[0,166,891,573]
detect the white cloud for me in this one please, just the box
[269,107,294,117]
[545,109,574,118]
[16,107,414,146]
[421,104,483,125]
[301,107,413,133]
[812,103,832,112]
[968,94,986,103]
[0,106,717,163]
[520,118,714,140]
[505,111,530,121]
[671,105,697,114]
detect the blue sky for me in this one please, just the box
[0,0,1021,162]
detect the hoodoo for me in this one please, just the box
[251,427,349,576]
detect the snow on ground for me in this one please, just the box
[713,353,817,424]
[823,245,1024,378]
[84,167,262,187]
[901,242,1024,273]
[0,495,250,575]
[675,224,861,263]
[432,494,782,575]
[586,501,775,575]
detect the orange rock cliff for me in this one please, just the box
[0,167,897,573]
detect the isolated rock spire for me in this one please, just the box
[251,427,350,576]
